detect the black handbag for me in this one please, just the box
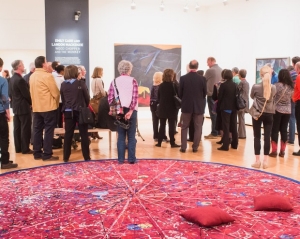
[77,81,95,125]
[173,84,181,109]
[236,86,246,110]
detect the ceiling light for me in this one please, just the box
[160,1,165,11]
[131,0,136,9]
[195,3,200,11]
[223,0,228,6]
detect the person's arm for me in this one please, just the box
[212,84,218,101]
[47,74,60,105]
[218,83,224,102]
[98,78,106,96]
[250,85,255,99]
[19,78,32,105]
[202,77,207,98]
[107,81,115,105]
[126,79,138,120]
[81,81,90,106]
[1,80,10,121]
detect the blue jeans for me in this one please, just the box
[207,96,218,136]
[117,109,137,163]
[288,100,295,143]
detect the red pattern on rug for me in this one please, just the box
[0,159,300,238]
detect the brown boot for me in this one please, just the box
[269,141,278,157]
[279,140,287,157]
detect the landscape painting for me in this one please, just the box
[114,44,182,106]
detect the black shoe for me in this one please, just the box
[292,150,300,156]
[43,156,59,161]
[216,140,223,145]
[1,162,18,169]
[192,149,198,153]
[171,144,180,148]
[85,158,91,161]
[231,145,238,149]
[187,139,194,142]
[155,143,161,147]
[23,149,33,154]
[217,147,229,151]
[179,148,186,153]
[239,137,246,139]
[129,161,137,164]
[63,159,69,162]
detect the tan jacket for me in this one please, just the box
[30,68,60,112]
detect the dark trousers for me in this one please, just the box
[151,109,159,139]
[252,113,273,155]
[33,110,57,159]
[158,118,176,145]
[57,103,63,128]
[295,101,300,146]
[189,117,194,140]
[0,112,9,164]
[207,96,218,136]
[221,111,238,149]
[271,111,290,143]
[13,113,31,153]
[63,111,90,160]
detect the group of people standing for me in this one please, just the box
[150,56,300,169]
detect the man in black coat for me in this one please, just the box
[179,60,207,153]
[9,60,32,154]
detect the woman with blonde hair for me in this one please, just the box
[91,67,105,98]
[150,72,163,141]
[250,65,276,169]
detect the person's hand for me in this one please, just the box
[125,110,133,120]
[5,109,10,121]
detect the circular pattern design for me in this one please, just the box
[0,159,300,238]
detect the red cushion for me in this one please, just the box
[180,206,235,227]
[254,194,293,211]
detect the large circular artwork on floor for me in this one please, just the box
[1,159,300,238]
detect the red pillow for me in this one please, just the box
[180,206,235,227]
[254,194,293,211]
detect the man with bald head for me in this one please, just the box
[179,59,207,153]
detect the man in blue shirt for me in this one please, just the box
[0,58,18,169]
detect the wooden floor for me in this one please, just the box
[1,117,300,182]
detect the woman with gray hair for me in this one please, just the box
[108,60,138,164]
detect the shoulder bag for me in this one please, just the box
[249,98,267,120]
[236,85,246,110]
[90,79,104,114]
[78,81,95,125]
[108,78,124,117]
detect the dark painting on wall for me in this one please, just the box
[114,44,181,106]
[256,57,290,83]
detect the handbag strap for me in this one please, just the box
[256,99,267,119]
[113,78,122,107]
[77,80,86,108]
[275,86,288,105]
[172,83,178,96]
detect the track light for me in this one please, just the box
[131,0,136,9]
[195,3,200,11]
[160,1,165,11]
[184,3,189,12]
[74,11,81,21]
[223,0,228,6]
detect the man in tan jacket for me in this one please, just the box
[30,56,60,161]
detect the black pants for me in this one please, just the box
[33,110,57,159]
[189,117,194,140]
[158,118,176,145]
[271,111,290,143]
[0,112,9,164]
[252,113,273,155]
[221,110,238,149]
[295,101,300,146]
[63,111,90,161]
[57,103,63,128]
[150,108,159,139]
[13,113,31,153]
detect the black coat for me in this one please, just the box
[9,73,32,115]
[218,79,237,111]
[157,81,178,119]
[179,72,207,114]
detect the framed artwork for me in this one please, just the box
[114,44,181,106]
[255,57,290,83]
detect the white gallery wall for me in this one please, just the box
[1,0,300,122]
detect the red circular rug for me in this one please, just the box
[1,159,300,238]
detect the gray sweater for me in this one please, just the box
[238,79,250,111]
[204,64,222,96]
[250,83,276,114]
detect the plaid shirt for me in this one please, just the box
[108,77,138,111]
